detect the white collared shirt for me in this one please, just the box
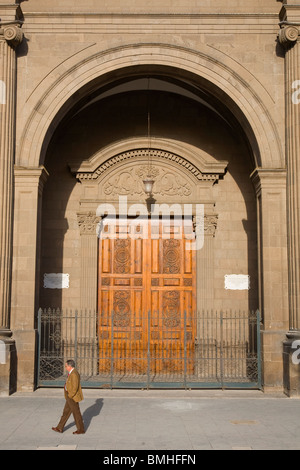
[65,368,74,390]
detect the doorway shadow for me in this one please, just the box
[64,398,104,432]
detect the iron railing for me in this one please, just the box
[37,308,262,389]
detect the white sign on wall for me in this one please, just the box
[43,273,69,289]
[225,274,250,291]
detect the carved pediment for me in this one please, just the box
[69,138,228,191]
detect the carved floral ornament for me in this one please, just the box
[77,212,101,235]
[193,214,218,237]
[102,165,193,198]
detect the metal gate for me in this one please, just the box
[37,308,262,389]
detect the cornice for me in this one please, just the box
[73,149,227,185]
[250,167,287,196]
[21,12,279,35]
[69,139,228,185]
[280,3,300,23]
[23,12,279,17]
[0,2,23,21]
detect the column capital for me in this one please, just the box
[278,24,300,49]
[0,23,23,48]
[14,165,49,197]
[77,211,102,236]
[250,167,287,196]
[193,213,218,238]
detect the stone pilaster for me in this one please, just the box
[10,166,48,392]
[0,11,23,394]
[194,210,218,313]
[77,212,102,311]
[251,168,288,390]
[278,16,300,395]
[0,23,23,338]
[279,24,300,331]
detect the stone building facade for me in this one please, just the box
[0,0,299,395]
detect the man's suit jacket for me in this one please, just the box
[64,368,83,403]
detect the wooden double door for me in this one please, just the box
[98,217,196,376]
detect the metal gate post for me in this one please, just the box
[256,310,262,389]
[37,308,42,387]
[110,310,114,389]
[184,310,187,390]
[147,310,150,390]
[220,311,224,389]
[74,310,78,367]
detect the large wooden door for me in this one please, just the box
[98,217,196,377]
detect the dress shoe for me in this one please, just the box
[52,427,63,433]
[73,430,85,434]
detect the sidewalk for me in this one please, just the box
[0,388,299,450]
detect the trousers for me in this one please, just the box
[57,396,85,432]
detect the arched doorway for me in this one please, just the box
[36,71,262,388]
[12,43,287,391]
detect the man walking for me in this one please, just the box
[52,360,85,434]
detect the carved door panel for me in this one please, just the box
[149,220,196,375]
[98,218,196,376]
[98,219,146,374]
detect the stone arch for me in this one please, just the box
[17,42,284,170]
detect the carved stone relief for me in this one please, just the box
[102,165,192,198]
[193,214,219,238]
[77,212,101,235]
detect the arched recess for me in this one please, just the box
[17,42,284,170]
[12,42,289,390]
